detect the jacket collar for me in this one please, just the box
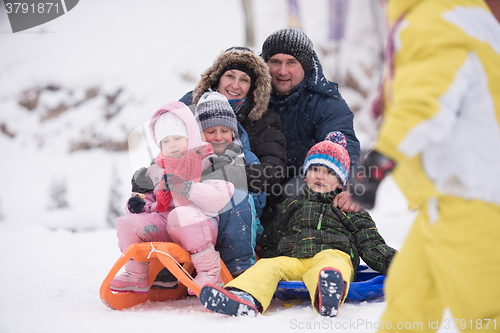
[304,187,341,203]
[269,51,340,106]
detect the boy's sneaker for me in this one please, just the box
[151,268,179,289]
[199,285,259,317]
[316,268,345,317]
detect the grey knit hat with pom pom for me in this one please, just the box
[196,91,238,135]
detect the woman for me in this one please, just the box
[180,47,287,201]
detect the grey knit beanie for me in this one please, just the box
[261,28,314,73]
[195,91,238,134]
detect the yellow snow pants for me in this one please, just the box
[378,195,500,332]
[225,249,354,312]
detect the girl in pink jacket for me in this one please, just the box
[110,101,235,294]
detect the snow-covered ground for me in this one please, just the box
[1,176,463,333]
[0,1,458,332]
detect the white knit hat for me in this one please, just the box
[153,112,187,145]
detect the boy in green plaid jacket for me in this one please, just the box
[199,132,397,317]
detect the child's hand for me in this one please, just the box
[224,143,242,159]
[164,173,192,198]
[210,154,233,169]
[128,193,146,213]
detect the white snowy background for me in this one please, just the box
[0,1,459,332]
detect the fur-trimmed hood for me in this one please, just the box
[192,48,271,122]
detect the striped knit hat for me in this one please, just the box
[261,28,314,73]
[303,131,351,187]
[195,91,238,134]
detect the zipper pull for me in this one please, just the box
[317,213,323,230]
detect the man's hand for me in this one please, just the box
[333,191,361,213]
[131,167,154,193]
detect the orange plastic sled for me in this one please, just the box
[100,242,233,310]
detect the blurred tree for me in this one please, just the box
[328,0,349,81]
[0,198,4,222]
[241,0,255,47]
[107,164,123,228]
[48,178,69,210]
[287,0,302,29]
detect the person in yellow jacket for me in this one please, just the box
[351,0,500,332]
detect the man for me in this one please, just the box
[260,28,361,212]
[352,0,500,331]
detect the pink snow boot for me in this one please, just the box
[190,245,222,289]
[110,260,150,294]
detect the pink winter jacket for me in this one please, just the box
[132,101,235,217]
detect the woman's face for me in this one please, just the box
[217,69,251,100]
[203,126,233,154]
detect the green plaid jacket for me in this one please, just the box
[262,188,396,275]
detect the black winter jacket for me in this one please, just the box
[262,188,396,276]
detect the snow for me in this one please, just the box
[0,1,459,332]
